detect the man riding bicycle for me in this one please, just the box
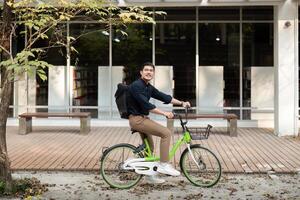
[127,62,191,183]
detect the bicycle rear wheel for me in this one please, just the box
[180,144,221,187]
[100,143,143,189]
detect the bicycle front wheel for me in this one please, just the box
[180,144,221,187]
[100,143,143,189]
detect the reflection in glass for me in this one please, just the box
[70,23,109,112]
[36,68,48,106]
[71,23,109,67]
[156,23,196,106]
[11,25,25,116]
[113,24,152,84]
[112,24,152,118]
[198,7,239,21]
[34,24,67,65]
[8,108,13,117]
[34,24,67,110]
[155,7,196,21]
[199,23,240,110]
[72,108,98,118]
[242,110,250,120]
[242,23,274,118]
[242,6,273,21]
[243,23,273,68]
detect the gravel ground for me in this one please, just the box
[1,171,300,200]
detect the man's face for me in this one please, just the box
[140,65,154,82]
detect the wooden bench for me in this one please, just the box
[18,112,91,135]
[167,113,238,137]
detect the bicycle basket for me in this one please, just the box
[188,124,213,140]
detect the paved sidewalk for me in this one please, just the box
[9,171,300,200]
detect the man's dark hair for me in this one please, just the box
[140,62,155,71]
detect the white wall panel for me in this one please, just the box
[48,66,66,112]
[98,66,124,111]
[251,67,274,120]
[198,66,224,113]
[153,65,173,109]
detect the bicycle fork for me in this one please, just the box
[186,144,202,169]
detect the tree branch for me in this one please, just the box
[0,45,13,60]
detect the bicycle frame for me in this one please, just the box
[141,108,192,161]
[143,129,192,162]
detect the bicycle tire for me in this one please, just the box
[180,144,221,187]
[100,143,143,189]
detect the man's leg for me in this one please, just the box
[129,115,180,176]
[129,115,171,162]
[139,132,154,153]
[138,132,166,184]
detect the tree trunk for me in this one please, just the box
[0,71,13,191]
[0,0,14,192]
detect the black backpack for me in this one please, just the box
[115,83,129,119]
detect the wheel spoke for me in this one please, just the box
[100,144,142,189]
[180,145,221,187]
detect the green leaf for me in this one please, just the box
[37,73,47,81]
[40,33,48,39]
[6,1,13,7]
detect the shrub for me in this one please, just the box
[12,177,47,198]
[0,177,47,198]
[0,180,5,195]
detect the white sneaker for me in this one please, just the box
[144,175,165,184]
[157,162,180,176]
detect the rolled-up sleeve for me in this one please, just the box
[151,87,172,104]
[129,84,156,111]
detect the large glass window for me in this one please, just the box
[113,24,152,83]
[112,24,152,118]
[199,23,240,116]
[242,23,274,120]
[25,6,276,121]
[70,23,109,117]
[242,6,273,21]
[34,24,67,112]
[198,7,240,21]
[155,7,196,21]
[34,25,67,66]
[156,23,196,107]
[11,25,25,116]
[36,69,48,106]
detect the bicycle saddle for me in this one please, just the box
[131,128,139,134]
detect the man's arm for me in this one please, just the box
[149,98,191,119]
[150,108,174,119]
[151,86,190,107]
[170,98,191,108]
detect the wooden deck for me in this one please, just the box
[6,126,300,173]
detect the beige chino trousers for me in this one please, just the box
[129,115,171,162]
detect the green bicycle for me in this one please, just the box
[100,108,222,189]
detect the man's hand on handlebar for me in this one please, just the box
[164,111,174,119]
[182,101,191,108]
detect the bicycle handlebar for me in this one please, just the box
[173,107,213,139]
[173,107,190,131]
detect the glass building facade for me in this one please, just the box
[6,6,276,120]
[4,0,300,138]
